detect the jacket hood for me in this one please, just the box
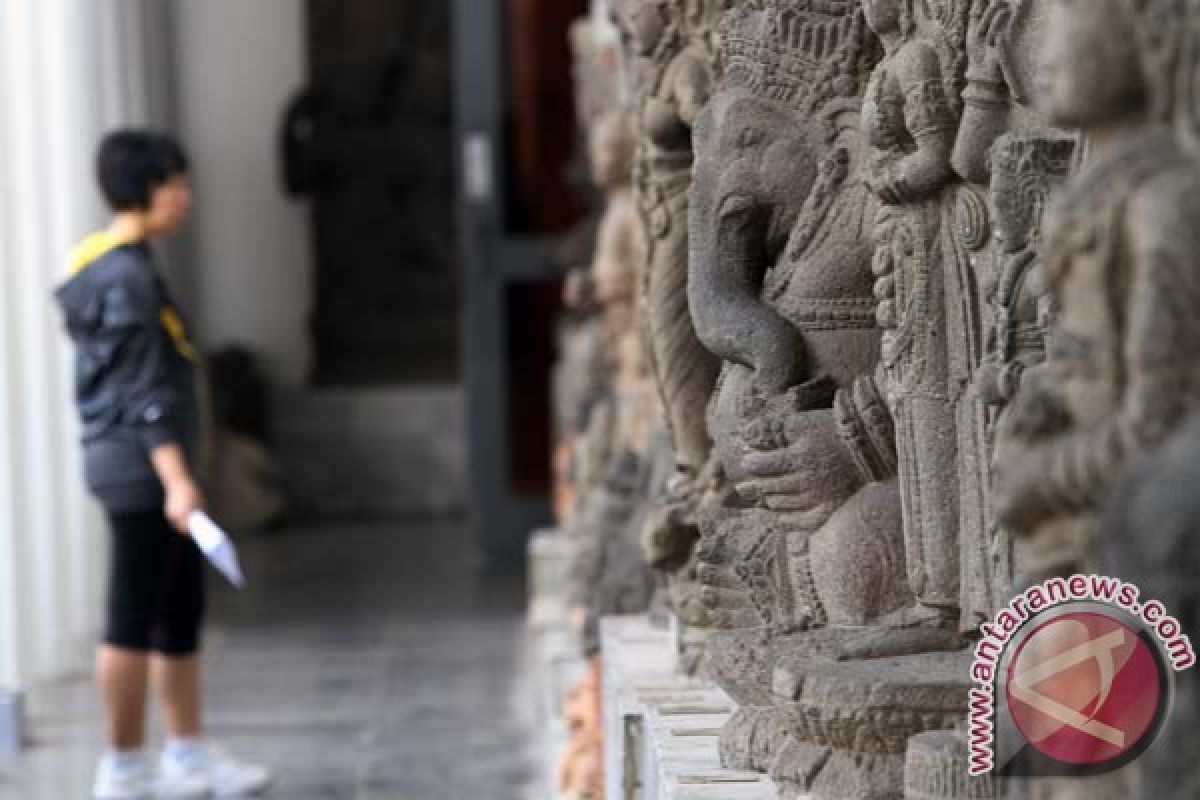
[55,232,144,327]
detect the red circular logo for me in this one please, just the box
[1006,611,1166,767]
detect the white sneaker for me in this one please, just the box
[93,751,153,800]
[158,742,272,798]
[152,758,210,800]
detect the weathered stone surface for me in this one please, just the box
[992,0,1200,580]
[556,1,1200,798]
[771,645,971,800]
[1102,417,1200,800]
[905,730,996,800]
[617,0,725,476]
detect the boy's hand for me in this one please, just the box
[151,442,205,533]
[164,478,205,534]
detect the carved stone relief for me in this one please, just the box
[554,0,1200,798]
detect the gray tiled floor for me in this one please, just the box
[0,519,539,800]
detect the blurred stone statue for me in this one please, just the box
[612,1,736,673]
[1102,416,1200,800]
[993,0,1200,582]
[991,1,1200,797]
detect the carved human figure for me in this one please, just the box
[976,134,1074,420]
[975,132,1075,606]
[993,0,1200,589]
[859,0,1018,644]
[566,107,658,636]
[616,0,721,479]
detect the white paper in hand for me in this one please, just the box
[187,511,246,589]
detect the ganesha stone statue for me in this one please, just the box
[685,0,923,776]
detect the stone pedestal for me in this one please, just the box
[768,632,972,800]
[644,697,779,800]
[600,614,782,800]
[526,528,590,799]
[904,730,996,800]
[601,615,693,799]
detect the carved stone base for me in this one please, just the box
[768,630,972,800]
[703,627,779,771]
[905,730,996,800]
[672,614,709,677]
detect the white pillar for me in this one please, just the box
[0,0,170,691]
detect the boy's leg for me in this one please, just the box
[150,518,206,739]
[97,646,150,750]
[150,653,202,738]
[100,509,168,751]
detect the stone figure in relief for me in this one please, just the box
[566,107,658,652]
[616,0,722,481]
[859,0,1000,648]
[683,0,926,772]
[993,0,1200,583]
[976,131,1075,600]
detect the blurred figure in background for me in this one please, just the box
[55,130,271,799]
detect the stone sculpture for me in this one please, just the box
[618,0,723,478]
[556,15,662,797]
[612,0,741,673]
[564,102,658,655]
[863,0,989,645]
[1102,416,1200,800]
[990,3,1200,792]
[685,0,921,782]
[978,130,1075,601]
[682,0,1075,796]
[554,0,1200,797]
[993,0,1200,580]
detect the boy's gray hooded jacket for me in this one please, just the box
[55,233,199,512]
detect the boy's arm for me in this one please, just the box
[150,443,204,534]
[101,262,204,532]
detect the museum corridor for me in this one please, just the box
[0,519,538,800]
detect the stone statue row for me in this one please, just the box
[551,1,1200,798]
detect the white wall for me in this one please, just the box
[170,0,313,386]
[0,0,167,690]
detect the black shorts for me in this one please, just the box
[104,509,206,656]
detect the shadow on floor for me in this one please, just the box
[0,518,539,800]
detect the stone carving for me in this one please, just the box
[557,14,664,796]
[861,0,998,648]
[1102,416,1200,800]
[564,101,658,653]
[993,0,1200,580]
[678,0,1083,796]
[613,0,739,673]
[556,0,1200,796]
[618,0,724,477]
[978,130,1075,602]
[976,134,1074,430]
[990,0,1200,797]
[685,0,920,780]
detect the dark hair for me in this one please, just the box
[95,130,189,211]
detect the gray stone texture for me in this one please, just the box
[556,0,1200,798]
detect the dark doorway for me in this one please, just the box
[290,1,457,385]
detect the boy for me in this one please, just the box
[56,130,271,799]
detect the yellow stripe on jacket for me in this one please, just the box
[160,307,198,362]
[69,230,133,275]
[70,231,198,362]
